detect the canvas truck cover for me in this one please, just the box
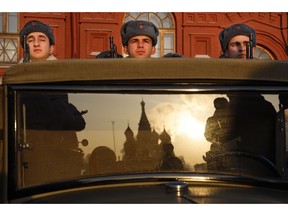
[2,58,288,85]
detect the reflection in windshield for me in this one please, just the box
[71,94,222,171]
[17,92,281,187]
[18,93,86,186]
[203,94,277,176]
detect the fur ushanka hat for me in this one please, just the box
[121,20,159,46]
[20,20,55,48]
[219,23,256,52]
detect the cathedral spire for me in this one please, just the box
[138,99,151,132]
[159,128,171,144]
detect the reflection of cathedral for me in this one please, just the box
[121,100,173,169]
[88,99,185,175]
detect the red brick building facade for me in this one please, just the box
[0,12,287,76]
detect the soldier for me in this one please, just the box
[96,20,183,58]
[18,20,87,185]
[96,20,158,59]
[19,20,56,62]
[218,24,275,164]
[203,24,276,174]
[219,23,256,59]
[219,23,276,163]
[120,20,159,58]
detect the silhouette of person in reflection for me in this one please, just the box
[227,93,276,161]
[202,143,224,170]
[204,97,232,146]
[204,97,231,170]
[23,94,86,131]
[279,94,288,111]
[276,94,288,168]
[89,146,118,175]
[20,93,86,185]
[204,94,276,171]
[159,143,184,171]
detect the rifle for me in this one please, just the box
[109,36,118,58]
[246,33,253,59]
[23,35,30,63]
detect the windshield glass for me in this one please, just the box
[14,90,287,188]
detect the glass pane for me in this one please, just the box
[152,49,160,58]
[156,35,160,49]
[163,18,173,28]
[8,12,18,33]
[254,48,260,57]
[259,52,271,60]
[157,12,168,20]
[0,38,18,63]
[6,49,16,61]
[11,52,18,62]
[15,90,282,188]
[6,38,16,49]
[150,14,161,28]
[138,13,148,21]
[124,17,134,22]
[254,47,272,60]
[164,33,174,49]
[128,12,140,19]
[164,49,174,55]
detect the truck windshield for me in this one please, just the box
[12,90,286,188]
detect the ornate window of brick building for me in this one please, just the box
[255,46,273,60]
[123,12,175,57]
[0,12,19,63]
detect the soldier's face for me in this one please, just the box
[124,35,156,58]
[225,35,254,59]
[26,32,55,62]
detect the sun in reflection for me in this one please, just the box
[149,99,210,142]
[174,110,206,140]
[149,99,213,166]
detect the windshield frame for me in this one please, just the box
[4,78,288,200]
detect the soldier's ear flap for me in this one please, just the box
[49,45,55,55]
[151,46,156,55]
[123,46,129,55]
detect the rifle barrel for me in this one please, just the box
[110,36,119,58]
[246,33,253,59]
[23,35,30,63]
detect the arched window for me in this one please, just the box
[123,12,175,58]
[0,12,19,63]
[254,46,274,60]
